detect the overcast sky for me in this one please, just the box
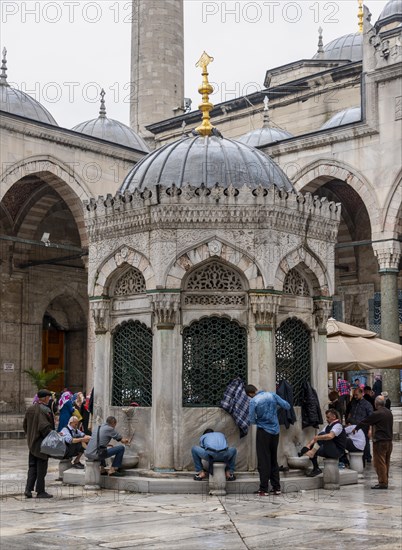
[1,0,387,129]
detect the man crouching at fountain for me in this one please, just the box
[299,409,346,477]
[85,416,129,477]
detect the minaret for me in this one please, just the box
[130,0,184,137]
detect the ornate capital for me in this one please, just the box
[151,293,180,329]
[90,298,110,334]
[373,241,401,272]
[313,299,333,334]
[250,294,281,330]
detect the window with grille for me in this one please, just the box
[182,316,247,407]
[183,261,246,306]
[112,320,152,406]
[114,267,146,296]
[283,269,310,296]
[275,318,311,406]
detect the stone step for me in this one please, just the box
[63,468,358,494]
[0,431,26,440]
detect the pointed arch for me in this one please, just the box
[274,246,331,296]
[0,156,91,247]
[165,237,264,289]
[381,169,402,237]
[91,245,155,296]
[292,159,381,234]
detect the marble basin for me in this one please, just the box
[120,455,139,470]
[287,456,310,470]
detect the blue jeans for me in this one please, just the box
[191,445,237,473]
[101,445,125,468]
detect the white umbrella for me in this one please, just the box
[326,318,402,372]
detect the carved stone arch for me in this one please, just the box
[292,159,380,234]
[381,170,402,237]
[165,238,264,289]
[111,266,147,296]
[0,156,91,247]
[34,286,88,327]
[92,245,155,296]
[182,311,246,329]
[275,247,330,296]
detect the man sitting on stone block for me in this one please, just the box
[299,409,346,477]
[60,416,91,468]
[85,416,129,477]
[192,429,237,481]
[339,417,366,467]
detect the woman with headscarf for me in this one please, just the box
[58,391,74,431]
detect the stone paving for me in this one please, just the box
[0,439,401,550]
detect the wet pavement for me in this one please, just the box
[1,438,401,549]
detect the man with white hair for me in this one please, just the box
[60,416,91,468]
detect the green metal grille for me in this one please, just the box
[183,316,247,407]
[275,318,311,406]
[112,320,153,407]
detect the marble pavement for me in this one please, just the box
[0,439,401,550]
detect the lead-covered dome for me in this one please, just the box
[313,32,362,62]
[72,90,149,152]
[120,134,293,193]
[376,0,402,28]
[0,48,57,125]
[320,107,361,130]
[238,97,293,147]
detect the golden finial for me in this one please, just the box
[358,0,364,33]
[195,51,215,137]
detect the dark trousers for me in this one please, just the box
[256,428,280,491]
[64,442,84,459]
[311,440,344,470]
[373,440,392,486]
[25,452,48,494]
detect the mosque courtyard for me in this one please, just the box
[0,438,401,550]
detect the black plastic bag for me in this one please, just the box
[40,430,67,458]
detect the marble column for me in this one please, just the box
[90,298,111,423]
[374,243,401,405]
[151,293,180,470]
[250,294,281,391]
[312,299,333,411]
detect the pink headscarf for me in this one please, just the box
[59,391,73,409]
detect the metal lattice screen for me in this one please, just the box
[183,316,247,407]
[112,320,153,406]
[275,318,311,406]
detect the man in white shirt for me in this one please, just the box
[340,417,366,468]
[60,416,91,468]
[299,409,346,477]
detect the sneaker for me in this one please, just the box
[269,489,281,495]
[73,463,85,469]
[226,474,236,481]
[306,468,322,477]
[36,492,53,499]
[253,490,269,496]
[371,484,388,490]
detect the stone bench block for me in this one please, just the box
[85,460,101,490]
[323,458,340,490]
[348,452,364,474]
[57,459,72,481]
[208,462,227,496]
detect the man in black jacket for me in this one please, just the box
[23,389,55,499]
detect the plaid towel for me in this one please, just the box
[221,378,249,438]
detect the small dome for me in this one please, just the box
[120,134,293,193]
[0,49,57,125]
[238,127,293,148]
[72,90,149,152]
[320,107,361,130]
[312,32,362,62]
[376,0,402,28]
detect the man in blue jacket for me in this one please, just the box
[246,384,291,496]
[192,429,237,481]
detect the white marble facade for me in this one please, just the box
[85,184,340,470]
